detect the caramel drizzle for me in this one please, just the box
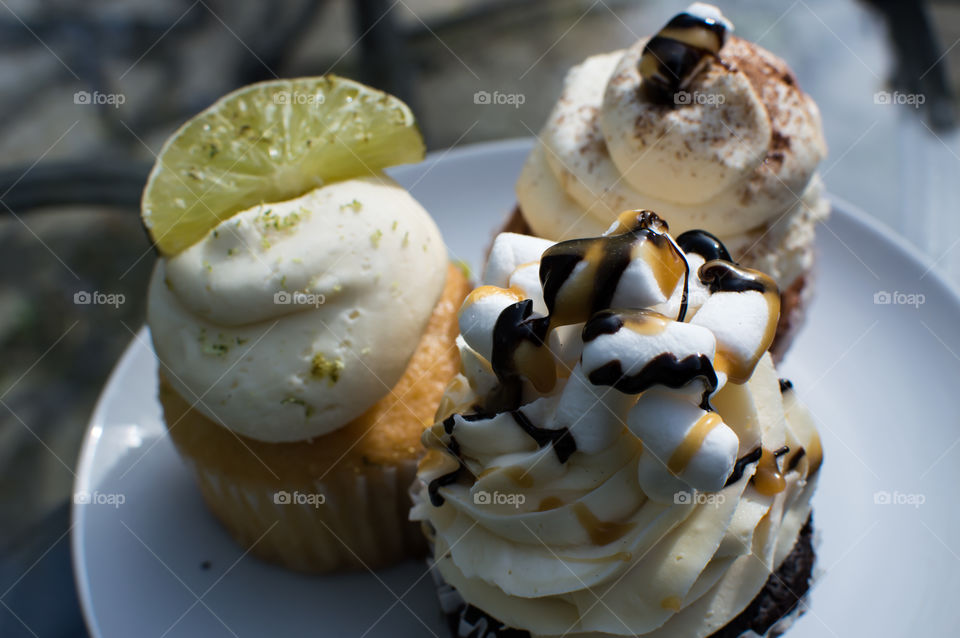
[698,260,780,384]
[668,412,724,475]
[434,210,785,508]
[490,299,554,404]
[573,503,636,546]
[753,447,788,496]
[540,210,686,329]
[779,381,824,478]
[723,445,792,495]
[537,496,565,512]
[470,211,688,433]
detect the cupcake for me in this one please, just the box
[512,3,828,358]
[412,210,823,637]
[142,77,470,572]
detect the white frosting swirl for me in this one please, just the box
[516,6,828,288]
[413,227,822,637]
[147,175,447,442]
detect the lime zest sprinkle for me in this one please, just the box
[310,353,344,386]
[281,396,315,417]
[340,199,363,212]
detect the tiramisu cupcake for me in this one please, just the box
[513,3,828,358]
[142,76,470,572]
[413,210,823,637]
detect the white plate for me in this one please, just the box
[73,139,960,637]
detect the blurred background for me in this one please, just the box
[0,0,958,635]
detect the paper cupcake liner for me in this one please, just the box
[179,454,426,573]
[428,517,818,638]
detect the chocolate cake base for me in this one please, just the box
[438,516,816,638]
[495,207,809,363]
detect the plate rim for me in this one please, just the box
[70,138,960,637]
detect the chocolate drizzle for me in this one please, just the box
[587,351,718,409]
[724,447,762,487]
[539,213,683,327]
[581,309,624,342]
[639,9,730,103]
[676,229,733,263]
[489,299,552,408]
[664,10,728,43]
[511,410,577,463]
[427,437,463,507]
[428,205,789,510]
[699,261,775,295]
[428,412,490,506]
[677,257,692,323]
[786,447,806,472]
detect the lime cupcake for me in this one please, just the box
[413,210,823,636]
[144,76,470,572]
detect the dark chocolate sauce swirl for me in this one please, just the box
[488,299,551,410]
[511,410,577,464]
[539,211,682,324]
[587,351,718,409]
[665,11,728,42]
[786,447,806,472]
[427,437,463,507]
[724,447,762,487]
[699,261,775,295]
[676,229,733,263]
[581,309,625,342]
[429,412,492,506]
[640,9,730,103]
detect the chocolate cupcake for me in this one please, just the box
[511,3,828,359]
[412,210,823,637]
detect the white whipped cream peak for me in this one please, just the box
[445,219,778,499]
[516,3,827,244]
[413,212,822,636]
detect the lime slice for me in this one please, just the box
[142,76,425,255]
